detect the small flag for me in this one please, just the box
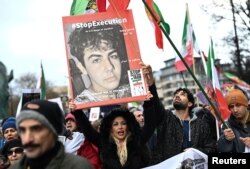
[145,0,170,49]
[206,39,230,121]
[175,4,194,72]
[223,72,250,90]
[70,0,90,15]
[37,63,46,100]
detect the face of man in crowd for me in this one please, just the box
[7,147,24,165]
[111,116,128,141]
[229,103,249,121]
[4,128,18,142]
[83,40,122,92]
[66,119,77,132]
[173,90,192,110]
[133,111,144,127]
[18,119,55,159]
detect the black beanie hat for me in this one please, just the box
[16,100,65,136]
[1,139,23,157]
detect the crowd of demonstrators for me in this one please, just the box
[69,96,157,169]
[140,63,217,164]
[68,113,101,169]
[218,89,250,153]
[9,100,93,169]
[0,63,249,169]
[0,117,20,169]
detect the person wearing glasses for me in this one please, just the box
[1,139,24,166]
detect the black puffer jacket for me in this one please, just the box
[73,104,156,169]
[147,84,217,164]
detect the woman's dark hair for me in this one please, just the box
[99,107,140,141]
[68,24,130,86]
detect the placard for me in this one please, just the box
[62,10,147,109]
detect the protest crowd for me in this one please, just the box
[0,62,249,169]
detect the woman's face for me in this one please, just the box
[4,128,18,142]
[83,40,122,92]
[7,147,24,165]
[111,116,128,141]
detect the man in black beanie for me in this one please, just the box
[10,100,93,169]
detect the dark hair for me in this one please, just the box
[100,107,140,141]
[174,88,195,111]
[68,24,130,86]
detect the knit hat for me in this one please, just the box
[2,117,16,134]
[225,89,248,107]
[65,113,76,122]
[16,100,65,136]
[1,139,23,157]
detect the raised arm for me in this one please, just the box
[70,103,101,147]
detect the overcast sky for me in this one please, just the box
[0,0,233,87]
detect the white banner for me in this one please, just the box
[143,148,208,169]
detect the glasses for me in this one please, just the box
[7,147,24,156]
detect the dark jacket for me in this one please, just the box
[147,84,217,164]
[9,141,93,169]
[73,105,156,169]
[218,114,250,152]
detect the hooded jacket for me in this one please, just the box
[146,84,217,164]
[73,104,156,169]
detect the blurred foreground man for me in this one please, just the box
[10,100,93,169]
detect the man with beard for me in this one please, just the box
[140,63,216,164]
[10,100,93,169]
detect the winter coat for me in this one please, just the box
[9,141,93,169]
[73,105,157,169]
[65,131,85,154]
[77,139,102,169]
[147,84,217,164]
[218,114,250,152]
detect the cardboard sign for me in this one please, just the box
[62,10,147,109]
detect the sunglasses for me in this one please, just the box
[7,147,24,156]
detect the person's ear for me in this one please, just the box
[188,102,193,108]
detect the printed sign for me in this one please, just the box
[62,10,147,109]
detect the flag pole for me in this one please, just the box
[186,4,200,107]
[180,71,188,88]
[142,0,228,128]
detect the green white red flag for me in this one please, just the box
[206,39,230,121]
[175,4,194,72]
[145,0,170,49]
[223,72,250,90]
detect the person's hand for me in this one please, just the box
[223,128,235,141]
[145,91,153,101]
[140,62,154,86]
[239,137,250,147]
[69,98,77,112]
[64,129,73,140]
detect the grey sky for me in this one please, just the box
[0,0,232,87]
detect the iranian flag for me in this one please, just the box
[206,39,230,121]
[224,72,250,90]
[36,63,46,100]
[145,0,170,49]
[175,4,194,72]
